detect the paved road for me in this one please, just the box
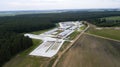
[52,25,89,67]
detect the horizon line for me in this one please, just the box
[0,8,120,12]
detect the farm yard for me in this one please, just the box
[24,21,84,57]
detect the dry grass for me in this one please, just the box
[3,56,51,67]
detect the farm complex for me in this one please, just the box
[24,21,84,57]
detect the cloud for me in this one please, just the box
[0,0,120,11]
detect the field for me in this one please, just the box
[3,56,51,67]
[88,27,120,41]
[56,34,120,67]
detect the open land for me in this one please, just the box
[56,34,120,67]
[4,17,120,67]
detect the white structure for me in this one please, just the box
[29,40,64,57]
[24,21,84,57]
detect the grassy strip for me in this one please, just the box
[60,41,70,52]
[80,25,86,30]
[68,31,80,40]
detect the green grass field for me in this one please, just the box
[88,27,120,41]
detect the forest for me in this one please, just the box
[89,17,120,27]
[0,11,120,67]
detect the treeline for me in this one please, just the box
[0,11,120,67]
[0,11,120,32]
[90,18,120,27]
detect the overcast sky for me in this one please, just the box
[0,0,120,11]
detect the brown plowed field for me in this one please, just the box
[56,34,120,67]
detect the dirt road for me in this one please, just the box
[85,33,120,43]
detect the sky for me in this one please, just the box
[0,0,120,11]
